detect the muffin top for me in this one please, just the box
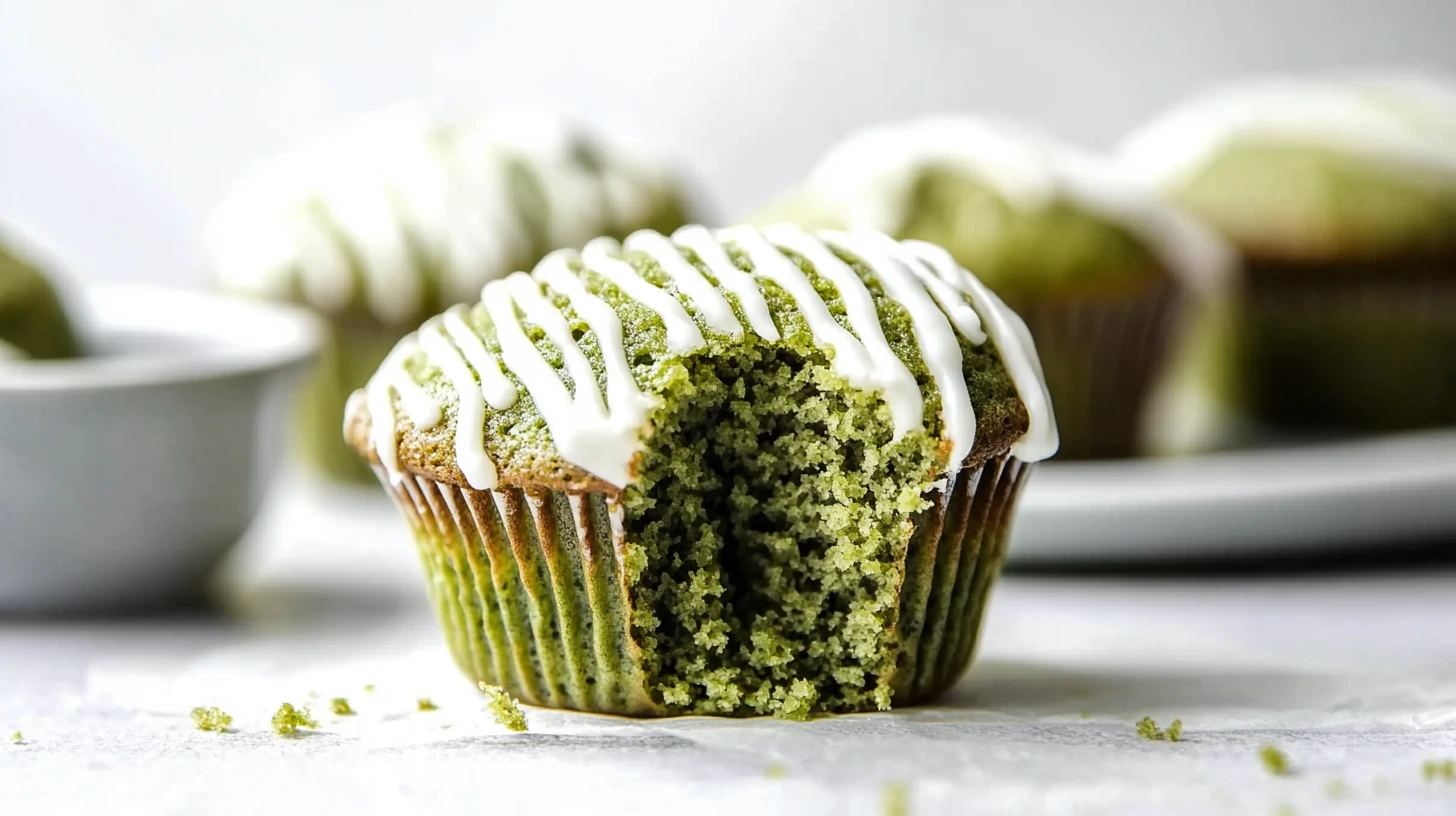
[0,235,79,361]
[1119,74,1456,261]
[757,116,1233,299]
[345,224,1057,493]
[206,107,693,326]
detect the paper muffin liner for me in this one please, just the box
[376,454,1031,717]
[1012,283,1178,459]
[296,318,404,482]
[1243,258,1456,431]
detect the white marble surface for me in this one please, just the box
[2,480,1455,815]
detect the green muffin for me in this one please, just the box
[0,234,80,361]
[207,107,694,481]
[759,116,1234,459]
[1121,74,1456,432]
[345,224,1057,717]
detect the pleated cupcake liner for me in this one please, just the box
[296,318,403,483]
[1244,259,1456,432]
[1013,284,1178,460]
[377,454,1031,717]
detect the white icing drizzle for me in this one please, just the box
[357,226,1058,491]
[670,225,781,341]
[755,224,923,442]
[804,115,1236,296]
[623,230,742,336]
[206,106,680,324]
[581,237,705,353]
[1119,73,1456,191]
[366,337,443,479]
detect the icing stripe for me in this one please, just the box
[820,230,972,463]
[670,225,781,341]
[360,227,1058,490]
[624,230,742,336]
[418,318,497,488]
[760,224,924,441]
[907,240,1059,462]
[441,306,516,408]
[581,237,705,353]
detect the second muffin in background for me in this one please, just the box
[1120,74,1456,433]
[758,116,1234,459]
[206,107,696,481]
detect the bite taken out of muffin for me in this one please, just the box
[344,224,1057,718]
[758,116,1236,459]
[205,107,698,481]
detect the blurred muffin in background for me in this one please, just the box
[1121,74,1456,433]
[0,232,80,362]
[206,107,696,481]
[759,116,1234,459]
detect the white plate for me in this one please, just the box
[1009,429,1456,564]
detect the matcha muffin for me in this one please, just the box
[0,233,80,362]
[207,107,694,480]
[345,224,1057,717]
[1120,74,1456,432]
[759,117,1233,459]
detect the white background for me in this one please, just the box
[2,0,1454,288]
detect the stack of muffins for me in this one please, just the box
[191,74,1453,720]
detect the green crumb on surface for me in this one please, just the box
[1136,716,1165,740]
[270,703,318,736]
[190,707,233,733]
[363,684,376,693]
[479,684,527,732]
[882,781,910,816]
[1324,779,1350,799]
[1424,758,1456,782]
[416,698,439,712]
[9,731,21,744]
[765,763,789,779]
[1079,711,1091,720]
[330,698,355,716]
[1271,804,1297,816]
[1166,719,1184,742]
[1259,745,1292,776]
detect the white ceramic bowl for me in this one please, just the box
[0,286,320,613]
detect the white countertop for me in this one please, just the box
[2,479,1454,816]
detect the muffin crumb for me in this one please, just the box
[1135,716,1164,740]
[882,781,910,816]
[1259,745,1292,776]
[190,707,233,733]
[1166,719,1184,742]
[363,684,376,694]
[1423,758,1455,782]
[416,697,439,712]
[1324,779,1350,799]
[330,698,355,717]
[9,731,21,744]
[271,703,318,736]
[765,763,789,779]
[479,684,527,732]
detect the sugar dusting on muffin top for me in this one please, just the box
[797,116,1234,293]
[353,225,1057,491]
[1119,73,1456,189]
[205,107,681,325]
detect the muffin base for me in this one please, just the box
[1244,257,1456,432]
[377,455,1030,717]
[1013,283,1177,460]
